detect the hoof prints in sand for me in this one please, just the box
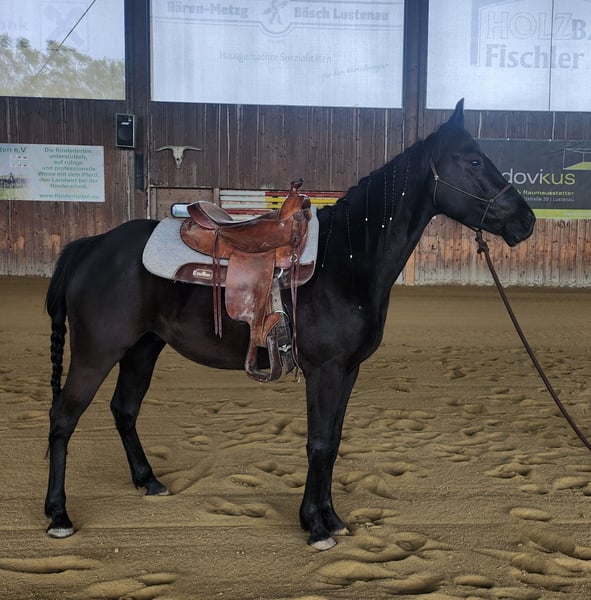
[3,281,591,598]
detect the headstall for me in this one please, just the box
[430,160,511,230]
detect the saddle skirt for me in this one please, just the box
[142,206,318,284]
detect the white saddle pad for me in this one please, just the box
[142,207,319,281]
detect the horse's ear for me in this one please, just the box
[447,99,465,128]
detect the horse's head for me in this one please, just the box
[429,100,535,246]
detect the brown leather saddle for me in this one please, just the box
[177,180,312,382]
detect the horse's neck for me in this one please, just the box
[338,157,435,295]
[369,194,433,287]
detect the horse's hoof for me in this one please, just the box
[47,526,75,539]
[145,480,170,496]
[332,526,349,536]
[310,536,337,551]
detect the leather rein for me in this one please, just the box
[475,232,591,453]
[429,160,591,452]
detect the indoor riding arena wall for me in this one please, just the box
[1,1,591,285]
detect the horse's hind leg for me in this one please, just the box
[110,333,168,495]
[46,362,114,538]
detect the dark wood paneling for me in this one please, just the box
[1,0,590,285]
[148,103,405,191]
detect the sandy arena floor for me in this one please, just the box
[2,276,591,599]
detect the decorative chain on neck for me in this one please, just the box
[321,148,414,269]
[389,164,398,226]
[345,205,353,261]
[320,205,335,268]
[401,152,410,199]
[365,177,371,256]
[382,171,389,229]
[320,201,354,269]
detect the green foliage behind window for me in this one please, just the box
[0,34,124,99]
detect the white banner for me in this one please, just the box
[0,144,105,202]
[150,1,405,108]
[427,0,591,111]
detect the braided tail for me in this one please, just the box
[46,266,68,403]
[45,238,86,404]
[48,320,66,403]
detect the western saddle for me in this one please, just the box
[177,180,312,382]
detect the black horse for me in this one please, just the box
[45,101,535,550]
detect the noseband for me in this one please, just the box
[430,161,511,231]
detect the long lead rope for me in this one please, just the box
[475,229,591,453]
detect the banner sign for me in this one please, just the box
[427,0,591,111]
[480,139,591,218]
[150,1,404,108]
[0,144,105,202]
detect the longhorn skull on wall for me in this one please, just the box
[155,145,202,168]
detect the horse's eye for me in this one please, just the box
[470,159,481,167]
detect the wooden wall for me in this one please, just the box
[0,97,142,275]
[406,217,591,287]
[148,103,404,193]
[1,0,590,286]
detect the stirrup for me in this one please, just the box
[244,335,283,383]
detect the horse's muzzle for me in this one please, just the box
[504,210,536,247]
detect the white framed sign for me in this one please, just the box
[427,0,591,111]
[150,1,405,108]
[0,144,105,202]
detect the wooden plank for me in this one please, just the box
[526,111,554,140]
[305,106,331,189]
[584,220,591,285]
[506,112,528,139]
[477,111,508,139]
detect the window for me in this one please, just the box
[427,0,591,111]
[150,1,405,108]
[0,0,125,99]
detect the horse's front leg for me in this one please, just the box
[300,363,359,550]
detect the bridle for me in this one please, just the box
[430,160,512,231]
